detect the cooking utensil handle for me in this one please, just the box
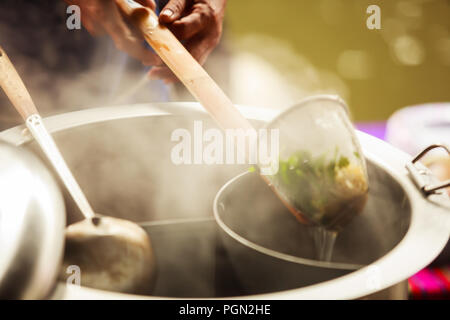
[117,1,312,224]
[0,47,38,120]
[25,115,96,219]
[0,47,95,220]
[116,0,254,132]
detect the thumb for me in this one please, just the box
[159,0,187,23]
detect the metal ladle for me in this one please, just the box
[0,47,155,294]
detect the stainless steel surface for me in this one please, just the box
[0,141,65,299]
[26,114,95,219]
[406,144,450,196]
[51,217,401,299]
[1,102,448,299]
[215,161,410,269]
[213,162,410,297]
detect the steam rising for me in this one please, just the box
[27,116,249,225]
[22,114,412,297]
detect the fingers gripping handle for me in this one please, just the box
[0,47,38,120]
[116,0,254,132]
[117,0,159,31]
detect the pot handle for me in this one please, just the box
[406,144,450,195]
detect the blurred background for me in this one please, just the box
[1,0,449,128]
[222,0,450,121]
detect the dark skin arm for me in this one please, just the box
[64,0,160,66]
[64,0,227,83]
[151,0,227,83]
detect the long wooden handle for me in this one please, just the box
[117,0,254,132]
[0,47,38,119]
[117,1,309,224]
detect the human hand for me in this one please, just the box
[149,0,227,83]
[64,0,162,66]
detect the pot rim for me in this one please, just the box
[213,130,450,299]
[2,102,447,300]
[213,170,365,271]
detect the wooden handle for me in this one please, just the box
[0,47,38,120]
[117,2,310,223]
[117,0,254,132]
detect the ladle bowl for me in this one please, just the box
[0,47,156,295]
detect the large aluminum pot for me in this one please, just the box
[0,141,65,299]
[0,103,448,299]
[213,163,412,299]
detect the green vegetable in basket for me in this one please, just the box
[272,149,368,230]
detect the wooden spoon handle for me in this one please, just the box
[117,0,254,132]
[0,47,38,119]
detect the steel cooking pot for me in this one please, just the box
[0,141,65,299]
[0,102,448,299]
